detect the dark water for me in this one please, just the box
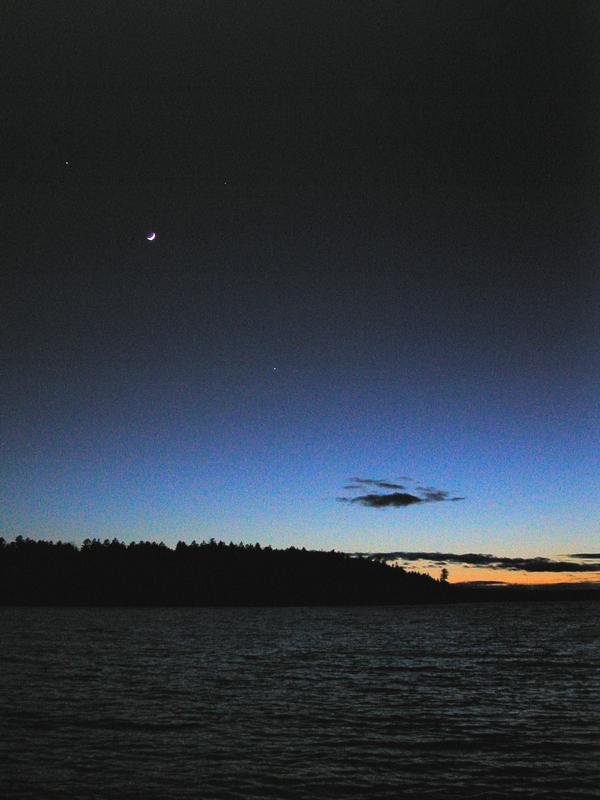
[1,603,599,799]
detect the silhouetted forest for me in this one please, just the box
[0,537,447,606]
[1,537,598,606]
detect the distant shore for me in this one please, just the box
[1,537,599,606]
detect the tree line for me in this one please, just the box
[0,536,447,606]
[3,536,597,606]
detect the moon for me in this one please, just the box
[146,231,156,241]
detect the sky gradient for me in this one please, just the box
[3,1,599,584]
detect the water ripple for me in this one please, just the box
[1,603,599,799]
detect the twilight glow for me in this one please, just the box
[3,0,598,587]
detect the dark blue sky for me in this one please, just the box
[3,1,599,567]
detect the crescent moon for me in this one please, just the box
[147,231,156,241]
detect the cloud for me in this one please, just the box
[569,553,600,559]
[349,492,423,508]
[458,580,508,586]
[352,551,600,573]
[346,477,407,490]
[338,477,464,508]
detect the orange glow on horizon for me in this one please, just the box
[403,562,600,586]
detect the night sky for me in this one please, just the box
[4,1,600,583]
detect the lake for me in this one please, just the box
[1,603,599,798]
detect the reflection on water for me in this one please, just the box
[1,603,599,799]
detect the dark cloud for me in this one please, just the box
[352,551,600,573]
[350,492,423,508]
[500,559,600,573]
[338,477,465,508]
[457,580,508,587]
[569,553,600,559]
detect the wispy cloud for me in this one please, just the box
[337,476,464,508]
[345,477,407,490]
[569,553,600,559]
[353,551,600,573]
